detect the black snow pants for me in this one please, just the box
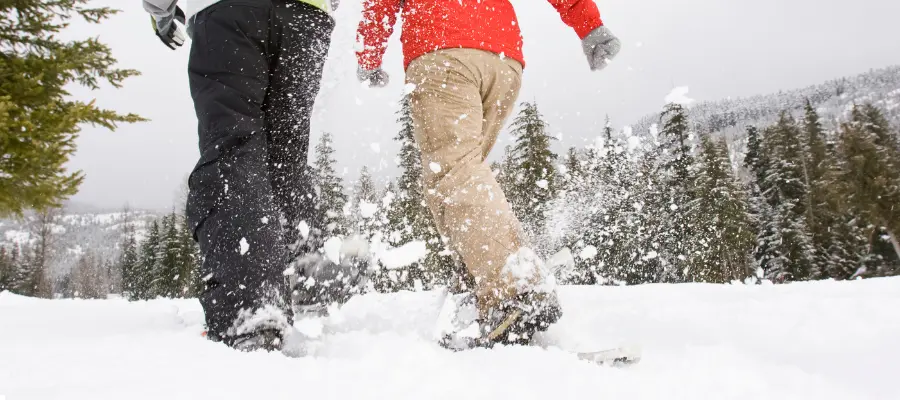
[185,0,334,340]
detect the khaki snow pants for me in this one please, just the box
[406,48,528,314]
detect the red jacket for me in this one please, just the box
[356,0,604,70]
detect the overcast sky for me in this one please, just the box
[65,0,900,211]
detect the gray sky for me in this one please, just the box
[66,0,900,211]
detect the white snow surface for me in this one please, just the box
[2,278,900,400]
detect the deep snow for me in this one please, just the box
[2,278,899,400]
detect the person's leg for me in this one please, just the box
[265,1,334,259]
[185,0,291,347]
[479,56,522,161]
[406,49,527,315]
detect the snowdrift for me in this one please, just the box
[2,278,899,400]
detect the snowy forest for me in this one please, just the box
[2,69,900,300]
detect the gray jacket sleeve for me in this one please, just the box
[142,0,179,21]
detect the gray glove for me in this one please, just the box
[581,26,621,71]
[357,66,390,88]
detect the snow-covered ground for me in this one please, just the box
[2,278,899,400]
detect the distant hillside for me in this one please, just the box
[0,210,161,277]
[631,65,900,156]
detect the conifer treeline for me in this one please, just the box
[120,212,202,300]
[324,97,900,290]
[535,101,900,284]
[0,210,201,300]
[4,98,897,299]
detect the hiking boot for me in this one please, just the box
[480,290,563,346]
[437,290,563,350]
[227,329,284,352]
[205,305,293,352]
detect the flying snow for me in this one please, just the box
[323,237,343,264]
[370,143,381,153]
[298,220,310,239]
[239,238,250,255]
[579,245,598,260]
[379,240,428,270]
[429,162,442,173]
[359,201,378,219]
[665,86,695,106]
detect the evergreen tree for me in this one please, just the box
[507,101,560,236]
[313,133,349,236]
[656,103,698,282]
[0,0,143,216]
[561,147,585,192]
[495,145,517,197]
[758,113,816,282]
[13,246,36,296]
[802,101,830,277]
[352,166,380,238]
[659,103,693,187]
[176,214,202,297]
[744,124,770,279]
[135,220,160,300]
[118,216,140,299]
[152,213,180,298]
[828,105,900,278]
[0,247,13,291]
[860,227,900,277]
[689,134,755,282]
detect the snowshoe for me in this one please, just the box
[437,290,562,350]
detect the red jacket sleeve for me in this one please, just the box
[356,0,402,70]
[546,0,604,39]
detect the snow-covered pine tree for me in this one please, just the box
[495,145,517,198]
[561,147,585,193]
[743,125,771,280]
[556,140,607,284]
[507,101,560,239]
[569,122,636,284]
[865,227,900,277]
[818,123,868,280]
[0,247,13,292]
[656,102,698,282]
[351,166,382,242]
[118,213,140,299]
[313,133,349,237]
[176,214,202,297]
[758,112,816,282]
[151,213,180,298]
[135,220,160,300]
[620,144,667,284]
[13,245,37,296]
[829,105,900,278]
[802,100,830,278]
[689,133,755,282]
